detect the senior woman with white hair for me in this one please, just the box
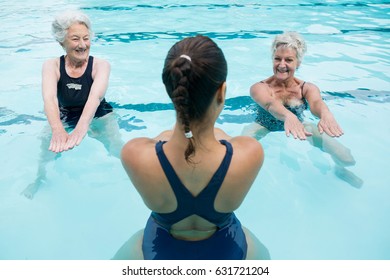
[46,10,119,152]
[22,10,123,199]
[243,31,360,186]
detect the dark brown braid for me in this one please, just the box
[169,56,195,161]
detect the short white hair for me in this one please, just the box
[271,31,307,65]
[51,10,93,44]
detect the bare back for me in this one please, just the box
[121,133,264,238]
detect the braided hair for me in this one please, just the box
[162,35,227,163]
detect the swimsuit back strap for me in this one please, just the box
[201,139,233,198]
[155,140,233,198]
[155,141,188,196]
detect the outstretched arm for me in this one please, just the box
[304,83,343,137]
[250,82,312,140]
[42,58,69,153]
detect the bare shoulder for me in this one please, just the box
[230,135,263,152]
[250,81,269,96]
[121,137,156,167]
[94,57,110,66]
[42,58,59,71]
[303,81,320,93]
[303,82,321,99]
[93,57,111,70]
[42,58,60,81]
[91,57,111,82]
[250,79,273,104]
[230,136,264,165]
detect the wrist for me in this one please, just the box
[51,125,66,133]
[74,120,90,131]
[320,109,332,119]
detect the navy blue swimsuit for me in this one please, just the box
[57,55,112,128]
[142,140,247,260]
[255,81,308,131]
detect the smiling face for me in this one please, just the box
[62,23,90,62]
[272,46,299,81]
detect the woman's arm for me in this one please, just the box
[304,83,343,137]
[42,58,69,153]
[220,135,264,210]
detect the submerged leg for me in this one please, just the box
[304,122,356,167]
[21,176,46,200]
[334,165,364,189]
[21,128,57,199]
[304,122,363,188]
[89,113,124,158]
[243,227,271,260]
[241,122,270,140]
[111,229,144,260]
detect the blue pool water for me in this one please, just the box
[0,1,389,260]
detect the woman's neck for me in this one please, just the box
[270,76,299,89]
[65,55,87,69]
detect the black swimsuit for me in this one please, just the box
[255,81,308,131]
[142,140,248,260]
[57,55,113,128]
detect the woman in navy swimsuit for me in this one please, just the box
[115,35,270,260]
[243,31,357,173]
[22,10,123,198]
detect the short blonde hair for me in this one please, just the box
[51,10,93,44]
[271,31,307,66]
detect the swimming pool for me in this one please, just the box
[0,0,389,260]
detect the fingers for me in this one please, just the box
[64,136,79,150]
[49,139,76,153]
[64,130,86,150]
[330,124,344,137]
[48,129,86,153]
[285,125,312,140]
[49,139,66,153]
[48,133,70,153]
[318,123,344,137]
[318,114,344,137]
[286,129,306,140]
